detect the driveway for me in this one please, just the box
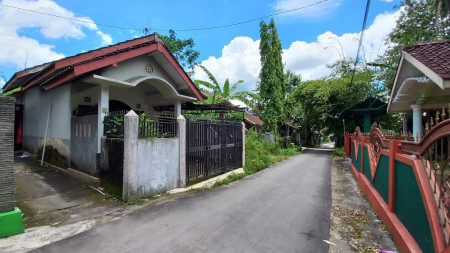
[33,148,333,253]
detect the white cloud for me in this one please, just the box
[380,0,394,2]
[97,31,113,46]
[195,10,400,91]
[193,36,261,91]
[274,0,342,18]
[0,0,112,70]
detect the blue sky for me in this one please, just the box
[0,0,401,91]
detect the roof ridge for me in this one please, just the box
[403,39,450,50]
[16,33,159,75]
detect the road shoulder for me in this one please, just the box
[328,157,398,253]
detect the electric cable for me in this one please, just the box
[350,0,371,86]
[0,0,329,32]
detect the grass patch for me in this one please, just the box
[125,192,161,205]
[332,146,345,157]
[211,172,247,188]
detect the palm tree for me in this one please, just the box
[194,65,258,110]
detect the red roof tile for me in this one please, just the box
[245,114,263,126]
[403,40,450,79]
[3,33,204,101]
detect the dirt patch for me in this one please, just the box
[328,157,399,253]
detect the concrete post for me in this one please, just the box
[242,122,245,168]
[97,85,109,153]
[177,115,186,187]
[0,96,24,237]
[411,104,422,142]
[123,110,139,201]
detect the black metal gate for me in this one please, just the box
[186,119,243,183]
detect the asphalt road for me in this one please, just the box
[33,148,332,253]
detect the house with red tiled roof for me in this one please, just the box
[388,40,450,141]
[244,113,263,133]
[3,33,203,178]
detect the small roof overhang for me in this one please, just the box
[388,50,450,113]
[83,74,197,102]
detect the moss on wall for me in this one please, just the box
[100,138,124,198]
[38,145,69,168]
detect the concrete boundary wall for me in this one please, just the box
[123,111,186,201]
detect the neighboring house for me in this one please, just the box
[3,33,203,179]
[388,40,450,141]
[344,40,450,253]
[244,113,263,133]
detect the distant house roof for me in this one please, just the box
[339,97,387,119]
[388,40,450,113]
[3,33,203,101]
[286,122,298,130]
[245,114,263,127]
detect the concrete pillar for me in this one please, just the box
[402,113,408,134]
[177,115,186,187]
[174,100,182,117]
[123,110,139,201]
[363,112,371,133]
[411,104,422,142]
[242,122,245,168]
[97,85,109,153]
[0,96,24,237]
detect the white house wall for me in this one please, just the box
[101,55,178,89]
[71,82,99,111]
[109,87,147,113]
[23,85,71,159]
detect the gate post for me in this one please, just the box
[242,122,245,168]
[123,110,139,201]
[0,96,24,238]
[177,115,186,187]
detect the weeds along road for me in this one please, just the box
[32,148,332,253]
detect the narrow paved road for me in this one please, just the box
[33,149,332,253]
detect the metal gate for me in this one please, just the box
[186,119,243,183]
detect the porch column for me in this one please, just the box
[411,104,422,142]
[177,115,186,187]
[97,85,109,153]
[363,112,371,133]
[174,100,182,117]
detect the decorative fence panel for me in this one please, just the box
[345,119,450,253]
[103,110,177,139]
[186,119,243,183]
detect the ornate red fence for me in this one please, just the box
[345,119,450,253]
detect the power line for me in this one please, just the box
[99,0,135,28]
[350,0,371,86]
[0,0,329,32]
[0,3,140,31]
[165,0,330,32]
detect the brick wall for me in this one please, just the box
[0,96,15,213]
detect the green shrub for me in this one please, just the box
[332,147,345,157]
[278,136,291,149]
[244,130,301,174]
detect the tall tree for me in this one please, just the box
[258,18,284,134]
[160,29,200,76]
